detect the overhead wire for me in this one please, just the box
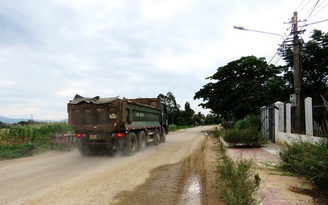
[311,0,328,19]
[268,0,327,66]
[296,0,308,11]
[307,0,320,19]
[298,0,313,14]
[266,1,304,66]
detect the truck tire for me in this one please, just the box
[123,132,138,156]
[153,130,160,146]
[51,143,57,150]
[76,138,96,156]
[160,129,166,143]
[137,131,147,151]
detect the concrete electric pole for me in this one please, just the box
[292,11,302,133]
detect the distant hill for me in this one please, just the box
[0,116,28,124]
[0,116,67,124]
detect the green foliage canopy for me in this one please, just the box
[194,56,287,120]
[282,29,328,105]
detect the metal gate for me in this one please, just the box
[261,104,276,143]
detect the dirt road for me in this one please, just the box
[0,126,223,205]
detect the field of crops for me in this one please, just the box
[0,123,73,146]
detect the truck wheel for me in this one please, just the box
[153,130,160,146]
[76,139,96,156]
[137,131,147,151]
[78,146,96,156]
[123,132,137,156]
[160,129,166,143]
[51,143,57,150]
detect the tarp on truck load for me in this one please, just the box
[69,94,119,105]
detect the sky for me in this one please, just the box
[0,0,327,121]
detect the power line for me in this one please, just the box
[304,18,328,26]
[310,1,328,20]
[296,0,308,12]
[307,0,320,19]
[298,0,313,14]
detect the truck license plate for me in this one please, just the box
[89,135,97,140]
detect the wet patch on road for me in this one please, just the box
[112,134,225,205]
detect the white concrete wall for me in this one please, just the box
[305,97,314,136]
[276,131,324,145]
[273,98,318,144]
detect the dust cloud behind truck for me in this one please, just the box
[67,94,169,156]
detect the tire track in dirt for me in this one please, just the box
[0,126,224,205]
[112,135,225,205]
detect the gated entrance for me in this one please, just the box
[261,104,277,143]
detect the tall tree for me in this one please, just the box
[194,56,287,120]
[184,102,195,125]
[158,91,178,124]
[281,29,328,105]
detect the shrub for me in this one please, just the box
[223,126,266,147]
[220,118,234,129]
[314,120,328,138]
[169,124,177,132]
[233,115,261,131]
[218,158,260,205]
[168,124,192,132]
[279,139,328,188]
[3,123,73,144]
[0,143,35,159]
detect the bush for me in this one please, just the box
[233,115,261,131]
[279,139,328,188]
[218,158,261,205]
[168,124,192,132]
[220,118,234,129]
[0,143,35,159]
[3,123,73,144]
[169,124,177,132]
[223,126,266,147]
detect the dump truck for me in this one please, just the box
[67,94,169,156]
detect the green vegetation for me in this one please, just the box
[218,158,261,205]
[221,115,266,147]
[282,30,328,107]
[159,91,219,126]
[280,95,328,189]
[194,30,328,122]
[314,95,328,138]
[168,124,193,132]
[0,122,73,160]
[214,128,261,205]
[223,126,266,147]
[168,122,215,132]
[0,144,35,159]
[194,55,288,120]
[279,139,328,188]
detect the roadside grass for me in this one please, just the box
[222,126,267,147]
[218,158,261,205]
[279,139,328,189]
[0,123,73,160]
[168,124,192,132]
[0,143,35,160]
[213,127,261,205]
[220,115,267,147]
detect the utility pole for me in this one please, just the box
[292,11,301,133]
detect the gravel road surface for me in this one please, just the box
[0,126,223,205]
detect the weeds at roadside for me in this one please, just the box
[218,158,261,205]
[0,123,73,160]
[168,124,192,132]
[0,143,35,159]
[222,126,266,147]
[213,127,261,205]
[279,139,328,189]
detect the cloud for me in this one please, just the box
[0,0,326,120]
